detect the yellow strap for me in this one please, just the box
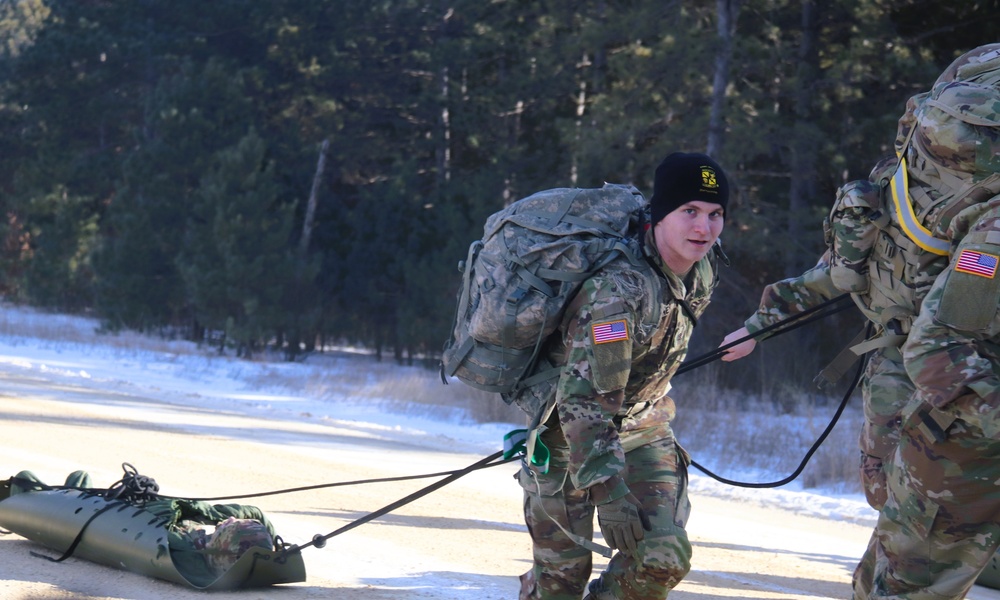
[888,156,950,256]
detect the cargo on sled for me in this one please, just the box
[0,466,306,590]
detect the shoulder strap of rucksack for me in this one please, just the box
[888,127,951,256]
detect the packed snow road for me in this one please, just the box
[2,368,1000,599]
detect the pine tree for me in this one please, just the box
[177,130,300,356]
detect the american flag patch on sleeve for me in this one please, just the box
[592,319,629,344]
[955,249,999,279]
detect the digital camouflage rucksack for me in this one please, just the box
[440,183,650,419]
[826,43,1000,342]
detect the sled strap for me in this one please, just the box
[31,500,120,563]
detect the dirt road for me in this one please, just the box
[2,369,999,600]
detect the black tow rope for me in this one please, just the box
[13,294,854,555]
[280,293,859,551]
[689,332,867,488]
[676,293,854,376]
[277,451,518,558]
[673,293,867,488]
[174,461,521,503]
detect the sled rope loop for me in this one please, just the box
[104,462,160,505]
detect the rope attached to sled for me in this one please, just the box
[277,451,517,558]
[5,294,861,559]
[104,462,160,505]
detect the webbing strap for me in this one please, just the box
[517,209,622,238]
[814,325,869,387]
[516,364,561,388]
[31,501,120,563]
[513,264,557,296]
[926,98,1000,127]
[547,190,581,228]
[851,334,907,355]
[558,213,626,237]
[533,239,639,283]
[503,282,531,355]
[441,335,475,378]
[455,241,482,322]
[441,241,483,384]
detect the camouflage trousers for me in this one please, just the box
[852,347,916,592]
[853,449,896,596]
[852,399,1000,599]
[858,347,912,511]
[517,435,691,600]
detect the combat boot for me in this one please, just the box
[582,576,616,599]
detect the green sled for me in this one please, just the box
[978,552,1000,590]
[0,488,306,590]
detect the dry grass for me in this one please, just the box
[673,392,863,494]
[242,350,528,426]
[0,303,203,357]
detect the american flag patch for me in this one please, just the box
[955,249,999,279]
[592,319,628,344]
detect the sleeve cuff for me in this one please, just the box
[587,474,630,505]
[745,315,768,337]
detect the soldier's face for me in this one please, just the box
[653,200,724,275]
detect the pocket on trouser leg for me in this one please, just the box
[879,407,1000,597]
[603,440,692,597]
[517,462,593,599]
[517,460,569,496]
[517,463,590,553]
[874,484,939,593]
[860,452,888,511]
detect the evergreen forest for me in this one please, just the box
[1,0,998,395]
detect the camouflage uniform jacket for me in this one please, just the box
[743,251,842,337]
[541,228,716,499]
[903,205,1000,434]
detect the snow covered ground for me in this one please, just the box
[3,303,1000,599]
[0,304,876,526]
[0,306,875,525]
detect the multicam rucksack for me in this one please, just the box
[826,44,1000,341]
[440,183,650,419]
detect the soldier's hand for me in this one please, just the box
[720,326,756,361]
[596,493,651,555]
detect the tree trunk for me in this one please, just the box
[785,0,819,278]
[708,0,741,158]
[438,65,452,186]
[300,139,328,258]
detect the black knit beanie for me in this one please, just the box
[649,152,730,225]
